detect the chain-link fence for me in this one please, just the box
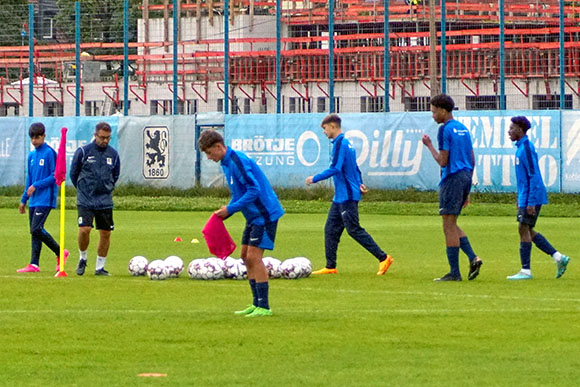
[0,0,577,116]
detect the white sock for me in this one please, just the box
[520,268,531,275]
[552,251,562,263]
[79,250,88,261]
[96,256,106,270]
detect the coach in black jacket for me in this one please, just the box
[70,122,121,276]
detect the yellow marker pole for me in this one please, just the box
[55,181,67,277]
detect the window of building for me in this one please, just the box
[187,99,198,114]
[243,98,251,114]
[42,18,54,39]
[85,101,100,116]
[44,102,63,117]
[360,96,384,113]
[288,97,312,113]
[259,99,268,114]
[532,94,572,110]
[217,98,224,113]
[150,100,172,115]
[0,103,19,117]
[317,97,326,113]
[465,95,505,110]
[404,96,431,111]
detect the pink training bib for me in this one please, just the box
[202,213,237,259]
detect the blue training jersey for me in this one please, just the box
[515,135,548,207]
[221,147,284,225]
[312,133,363,203]
[437,119,474,183]
[20,143,57,208]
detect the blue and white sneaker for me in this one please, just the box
[507,270,533,280]
[556,255,570,279]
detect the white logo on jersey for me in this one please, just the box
[107,157,112,165]
[39,159,44,166]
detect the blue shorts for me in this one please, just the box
[241,220,278,250]
[439,170,472,215]
[517,205,542,227]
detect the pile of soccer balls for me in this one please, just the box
[128,255,311,280]
[128,255,184,280]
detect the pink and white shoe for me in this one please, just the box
[56,249,70,272]
[17,264,40,273]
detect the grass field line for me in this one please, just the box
[0,307,579,315]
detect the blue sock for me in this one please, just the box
[520,242,532,270]
[255,281,270,310]
[249,279,257,306]
[532,233,557,256]
[446,246,461,277]
[459,236,477,261]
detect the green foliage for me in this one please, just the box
[55,0,141,45]
[1,210,579,385]
[2,184,580,216]
[0,0,28,46]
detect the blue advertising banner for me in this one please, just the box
[226,111,562,192]
[459,110,560,193]
[0,118,26,186]
[561,111,580,192]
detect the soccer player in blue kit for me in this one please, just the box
[506,116,570,280]
[422,94,483,281]
[198,129,284,317]
[17,122,68,273]
[306,114,394,276]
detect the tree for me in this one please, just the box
[55,0,141,45]
[0,0,29,47]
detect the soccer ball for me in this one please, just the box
[293,256,312,278]
[223,257,247,280]
[128,255,148,276]
[187,258,206,280]
[164,255,184,278]
[203,257,226,280]
[280,258,302,279]
[147,259,169,280]
[262,256,282,278]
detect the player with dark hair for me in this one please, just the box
[422,94,483,281]
[70,122,120,276]
[507,116,570,280]
[17,123,68,273]
[306,114,394,276]
[199,129,284,317]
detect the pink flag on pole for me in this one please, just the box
[54,127,68,185]
[202,213,237,259]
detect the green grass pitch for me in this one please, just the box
[1,208,579,386]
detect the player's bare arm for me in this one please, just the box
[305,176,314,185]
[18,203,26,214]
[422,134,448,166]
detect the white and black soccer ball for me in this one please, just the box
[280,259,302,279]
[128,255,148,276]
[203,257,226,280]
[187,258,206,280]
[262,256,282,279]
[223,257,247,280]
[164,255,184,278]
[147,259,169,280]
